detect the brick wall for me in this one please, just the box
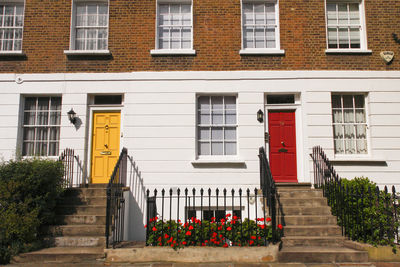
[1,0,399,73]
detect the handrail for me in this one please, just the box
[311,146,399,245]
[105,147,128,248]
[258,146,278,242]
[58,148,84,188]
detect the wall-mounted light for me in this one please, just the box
[257,109,264,123]
[67,108,77,124]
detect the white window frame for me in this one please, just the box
[64,0,110,55]
[150,0,195,55]
[196,95,239,161]
[331,93,371,156]
[239,0,284,55]
[0,0,25,55]
[21,96,62,157]
[324,0,371,54]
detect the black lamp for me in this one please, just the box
[67,108,77,124]
[257,109,264,123]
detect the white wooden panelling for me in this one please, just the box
[305,92,331,103]
[0,94,19,104]
[125,104,195,115]
[370,126,400,138]
[124,93,194,104]
[306,103,332,115]
[369,92,400,103]
[369,103,400,115]
[369,115,400,125]
[371,138,400,149]
[307,114,333,126]
[124,126,195,138]
[307,125,333,138]
[124,114,194,126]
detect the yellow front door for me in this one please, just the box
[91,111,121,184]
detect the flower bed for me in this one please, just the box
[146,214,281,248]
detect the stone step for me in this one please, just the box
[48,225,105,236]
[278,246,369,263]
[87,183,109,189]
[284,225,342,236]
[278,197,327,207]
[281,236,345,247]
[12,247,105,263]
[58,196,107,206]
[281,206,332,215]
[46,236,106,247]
[55,214,106,225]
[276,183,312,190]
[278,190,323,198]
[63,188,107,198]
[283,215,338,225]
[56,205,106,215]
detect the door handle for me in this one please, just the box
[281,141,285,146]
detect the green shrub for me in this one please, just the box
[326,177,399,248]
[0,159,64,264]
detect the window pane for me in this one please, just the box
[224,127,236,140]
[266,28,276,48]
[23,127,35,141]
[356,140,367,154]
[211,96,223,110]
[334,139,344,154]
[199,127,210,140]
[199,112,210,125]
[331,95,341,108]
[212,110,223,124]
[345,140,355,154]
[198,96,210,110]
[211,127,223,140]
[255,27,264,48]
[327,28,338,48]
[354,95,364,108]
[254,4,264,25]
[326,4,337,26]
[266,3,275,24]
[350,28,360,48]
[225,110,236,124]
[225,142,236,155]
[338,27,349,48]
[332,109,342,123]
[343,95,353,108]
[243,4,254,25]
[355,109,365,123]
[50,112,61,125]
[49,142,59,156]
[349,3,359,24]
[338,4,348,25]
[244,27,254,48]
[344,125,355,139]
[23,142,34,156]
[199,142,210,155]
[333,125,343,139]
[24,112,36,125]
[343,109,354,123]
[211,142,223,155]
[224,96,236,109]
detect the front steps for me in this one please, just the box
[12,184,108,264]
[276,183,369,263]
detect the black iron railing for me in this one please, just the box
[105,148,128,248]
[59,148,84,188]
[311,146,399,246]
[145,187,279,247]
[258,147,279,242]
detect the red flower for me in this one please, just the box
[171,244,174,247]
[178,219,181,223]
[144,224,147,228]
[259,225,265,229]
[158,242,162,246]
[154,216,158,221]
[164,234,169,239]
[250,236,256,240]
[223,243,228,248]
[202,243,206,246]
[226,227,232,231]
[211,217,216,221]
[249,240,254,245]
[212,232,217,237]
[226,213,231,217]
[186,231,192,236]
[218,226,223,230]
[219,234,223,238]
[220,218,225,223]
[257,218,264,222]
[173,240,176,244]
[233,216,238,220]
[189,225,194,230]
[266,217,271,222]
[182,241,187,245]
[278,224,283,230]
[152,226,157,232]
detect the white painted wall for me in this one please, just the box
[1,71,399,240]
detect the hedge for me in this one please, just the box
[0,159,64,264]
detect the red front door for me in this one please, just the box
[268,110,297,183]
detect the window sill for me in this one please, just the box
[64,50,111,56]
[191,158,246,166]
[0,51,25,56]
[150,49,196,56]
[239,49,285,55]
[330,157,386,164]
[325,49,372,54]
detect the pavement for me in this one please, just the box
[5,262,400,267]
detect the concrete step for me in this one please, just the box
[48,225,105,236]
[56,205,106,215]
[278,246,369,263]
[281,236,345,247]
[281,206,332,216]
[87,183,109,189]
[284,225,342,236]
[276,183,312,190]
[59,196,107,206]
[278,197,327,207]
[12,247,105,263]
[63,188,107,198]
[46,236,106,247]
[283,215,338,225]
[55,214,106,225]
[278,189,323,198]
